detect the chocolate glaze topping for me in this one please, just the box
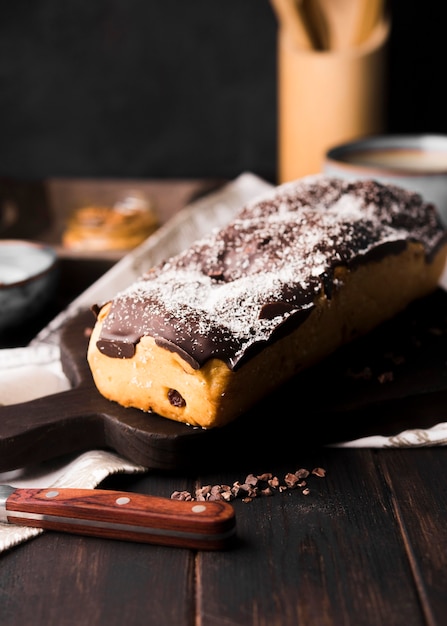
[95,176,447,371]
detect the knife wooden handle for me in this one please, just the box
[1,487,236,550]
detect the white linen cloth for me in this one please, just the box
[1,172,447,553]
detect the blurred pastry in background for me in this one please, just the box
[62,190,158,252]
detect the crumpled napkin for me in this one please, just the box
[0,343,69,405]
[1,172,447,554]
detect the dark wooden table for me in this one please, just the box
[1,180,447,626]
[1,449,446,626]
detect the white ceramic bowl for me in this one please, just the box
[0,240,58,331]
[324,134,447,226]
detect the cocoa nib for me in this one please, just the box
[170,466,327,503]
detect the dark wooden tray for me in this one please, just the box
[2,289,447,472]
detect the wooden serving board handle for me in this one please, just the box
[0,389,107,471]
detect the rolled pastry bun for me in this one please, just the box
[87,176,447,429]
[63,191,158,252]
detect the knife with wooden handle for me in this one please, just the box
[0,485,236,550]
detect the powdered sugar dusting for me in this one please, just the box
[97,175,447,370]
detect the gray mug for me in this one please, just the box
[324,134,447,226]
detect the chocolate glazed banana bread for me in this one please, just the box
[87,175,447,428]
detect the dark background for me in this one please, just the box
[0,0,445,185]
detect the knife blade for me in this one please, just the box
[0,485,236,550]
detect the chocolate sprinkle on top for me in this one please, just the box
[95,176,447,370]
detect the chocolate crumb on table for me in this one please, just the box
[170,467,327,503]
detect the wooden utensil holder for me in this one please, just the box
[278,18,390,183]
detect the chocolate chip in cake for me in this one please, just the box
[167,389,186,407]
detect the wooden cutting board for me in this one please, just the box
[1,289,447,473]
